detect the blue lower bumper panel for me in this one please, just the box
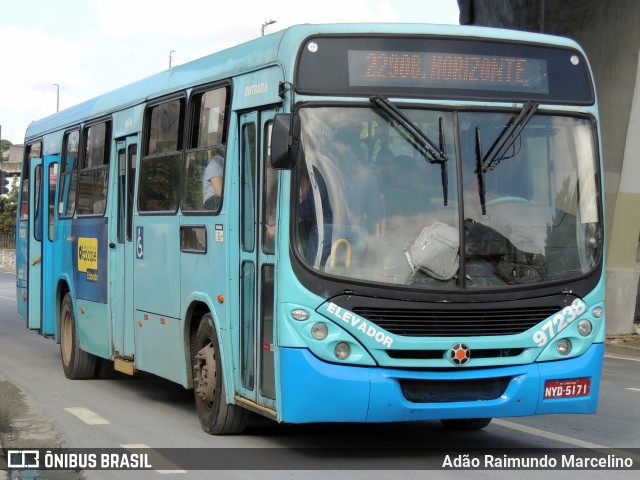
[279,343,603,423]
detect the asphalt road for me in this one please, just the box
[0,271,638,479]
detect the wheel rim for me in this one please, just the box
[194,341,216,407]
[61,309,72,366]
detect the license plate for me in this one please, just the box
[544,378,591,399]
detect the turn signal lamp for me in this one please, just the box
[291,309,309,321]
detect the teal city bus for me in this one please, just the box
[16,23,605,434]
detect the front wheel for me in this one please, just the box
[440,418,492,431]
[193,314,248,434]
[60,293,96,379]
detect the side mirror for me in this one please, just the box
[271,113,300,170]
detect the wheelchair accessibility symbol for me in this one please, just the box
[136,226,144,259]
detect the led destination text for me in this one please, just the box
[348,50,549,93]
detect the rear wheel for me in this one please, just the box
[60,293,96,379]
[440,418,492,431]
[193,314,248,434]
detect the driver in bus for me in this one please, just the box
[328,130,383,266]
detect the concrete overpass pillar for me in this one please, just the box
[607,51,640,333]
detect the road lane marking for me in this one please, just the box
[64,407,110,425]
[625,387,640,392]
[493,419,607,448]
[121,444,187,474]
[605,354,640,362]
[492,419,640,462]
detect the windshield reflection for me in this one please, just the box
[295,107,601,290]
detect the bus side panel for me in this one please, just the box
[76,299,110,358]
[71,217,110,357]
[72,218,108,302]
[16,220,28,320]
[133,216,182,380]
[179,220,228,329]
[134,310,187,385]
[53,218,75,341]
[134,217,180,318]
[179,217,228,388]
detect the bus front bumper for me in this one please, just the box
[278,343,603,423]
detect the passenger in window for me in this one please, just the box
[93,186,107,214]
[203,153,224,210]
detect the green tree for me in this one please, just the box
[0,182,18,233]
[0,139,12,161]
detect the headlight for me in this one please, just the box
[334,342,351,360]
[311,322,328,340]
[577,319,593,337]
[556,338,572,355]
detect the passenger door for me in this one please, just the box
[27,157,43,330]
[110,136,138,358]
[236,109,278,412]
[41,157,59,335]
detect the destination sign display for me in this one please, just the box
[348,50,549,94]
[296,36,593,104]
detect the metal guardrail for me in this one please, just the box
[0,231,16,249]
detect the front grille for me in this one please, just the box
[399,377,512,403]
[387,348,524,360]
[353,306,559,337]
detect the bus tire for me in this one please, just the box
[60,293,96,379]
[440,418,492,431]
[193,314,248,435]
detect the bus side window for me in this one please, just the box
[139,99,184,213]
[182,86,229,213]
[59,130,80,218]
[33,165,43,242]
[263,121,277,254]
[48,163,58,240]
[19,161,30,221]
[78,122,110,216]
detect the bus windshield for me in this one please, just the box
[295,106,601,289]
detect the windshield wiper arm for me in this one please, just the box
[475,100,539,215]
[475,127,487,215]
[370,95,449,204]
[481,100,539,173]
[370,96,447,163]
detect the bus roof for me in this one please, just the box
[24,23,586,141]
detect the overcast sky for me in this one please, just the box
[0,0,459,144]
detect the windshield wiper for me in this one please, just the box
[475,126,487,215]
[475,100,539,214]
[370,95,449,205]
